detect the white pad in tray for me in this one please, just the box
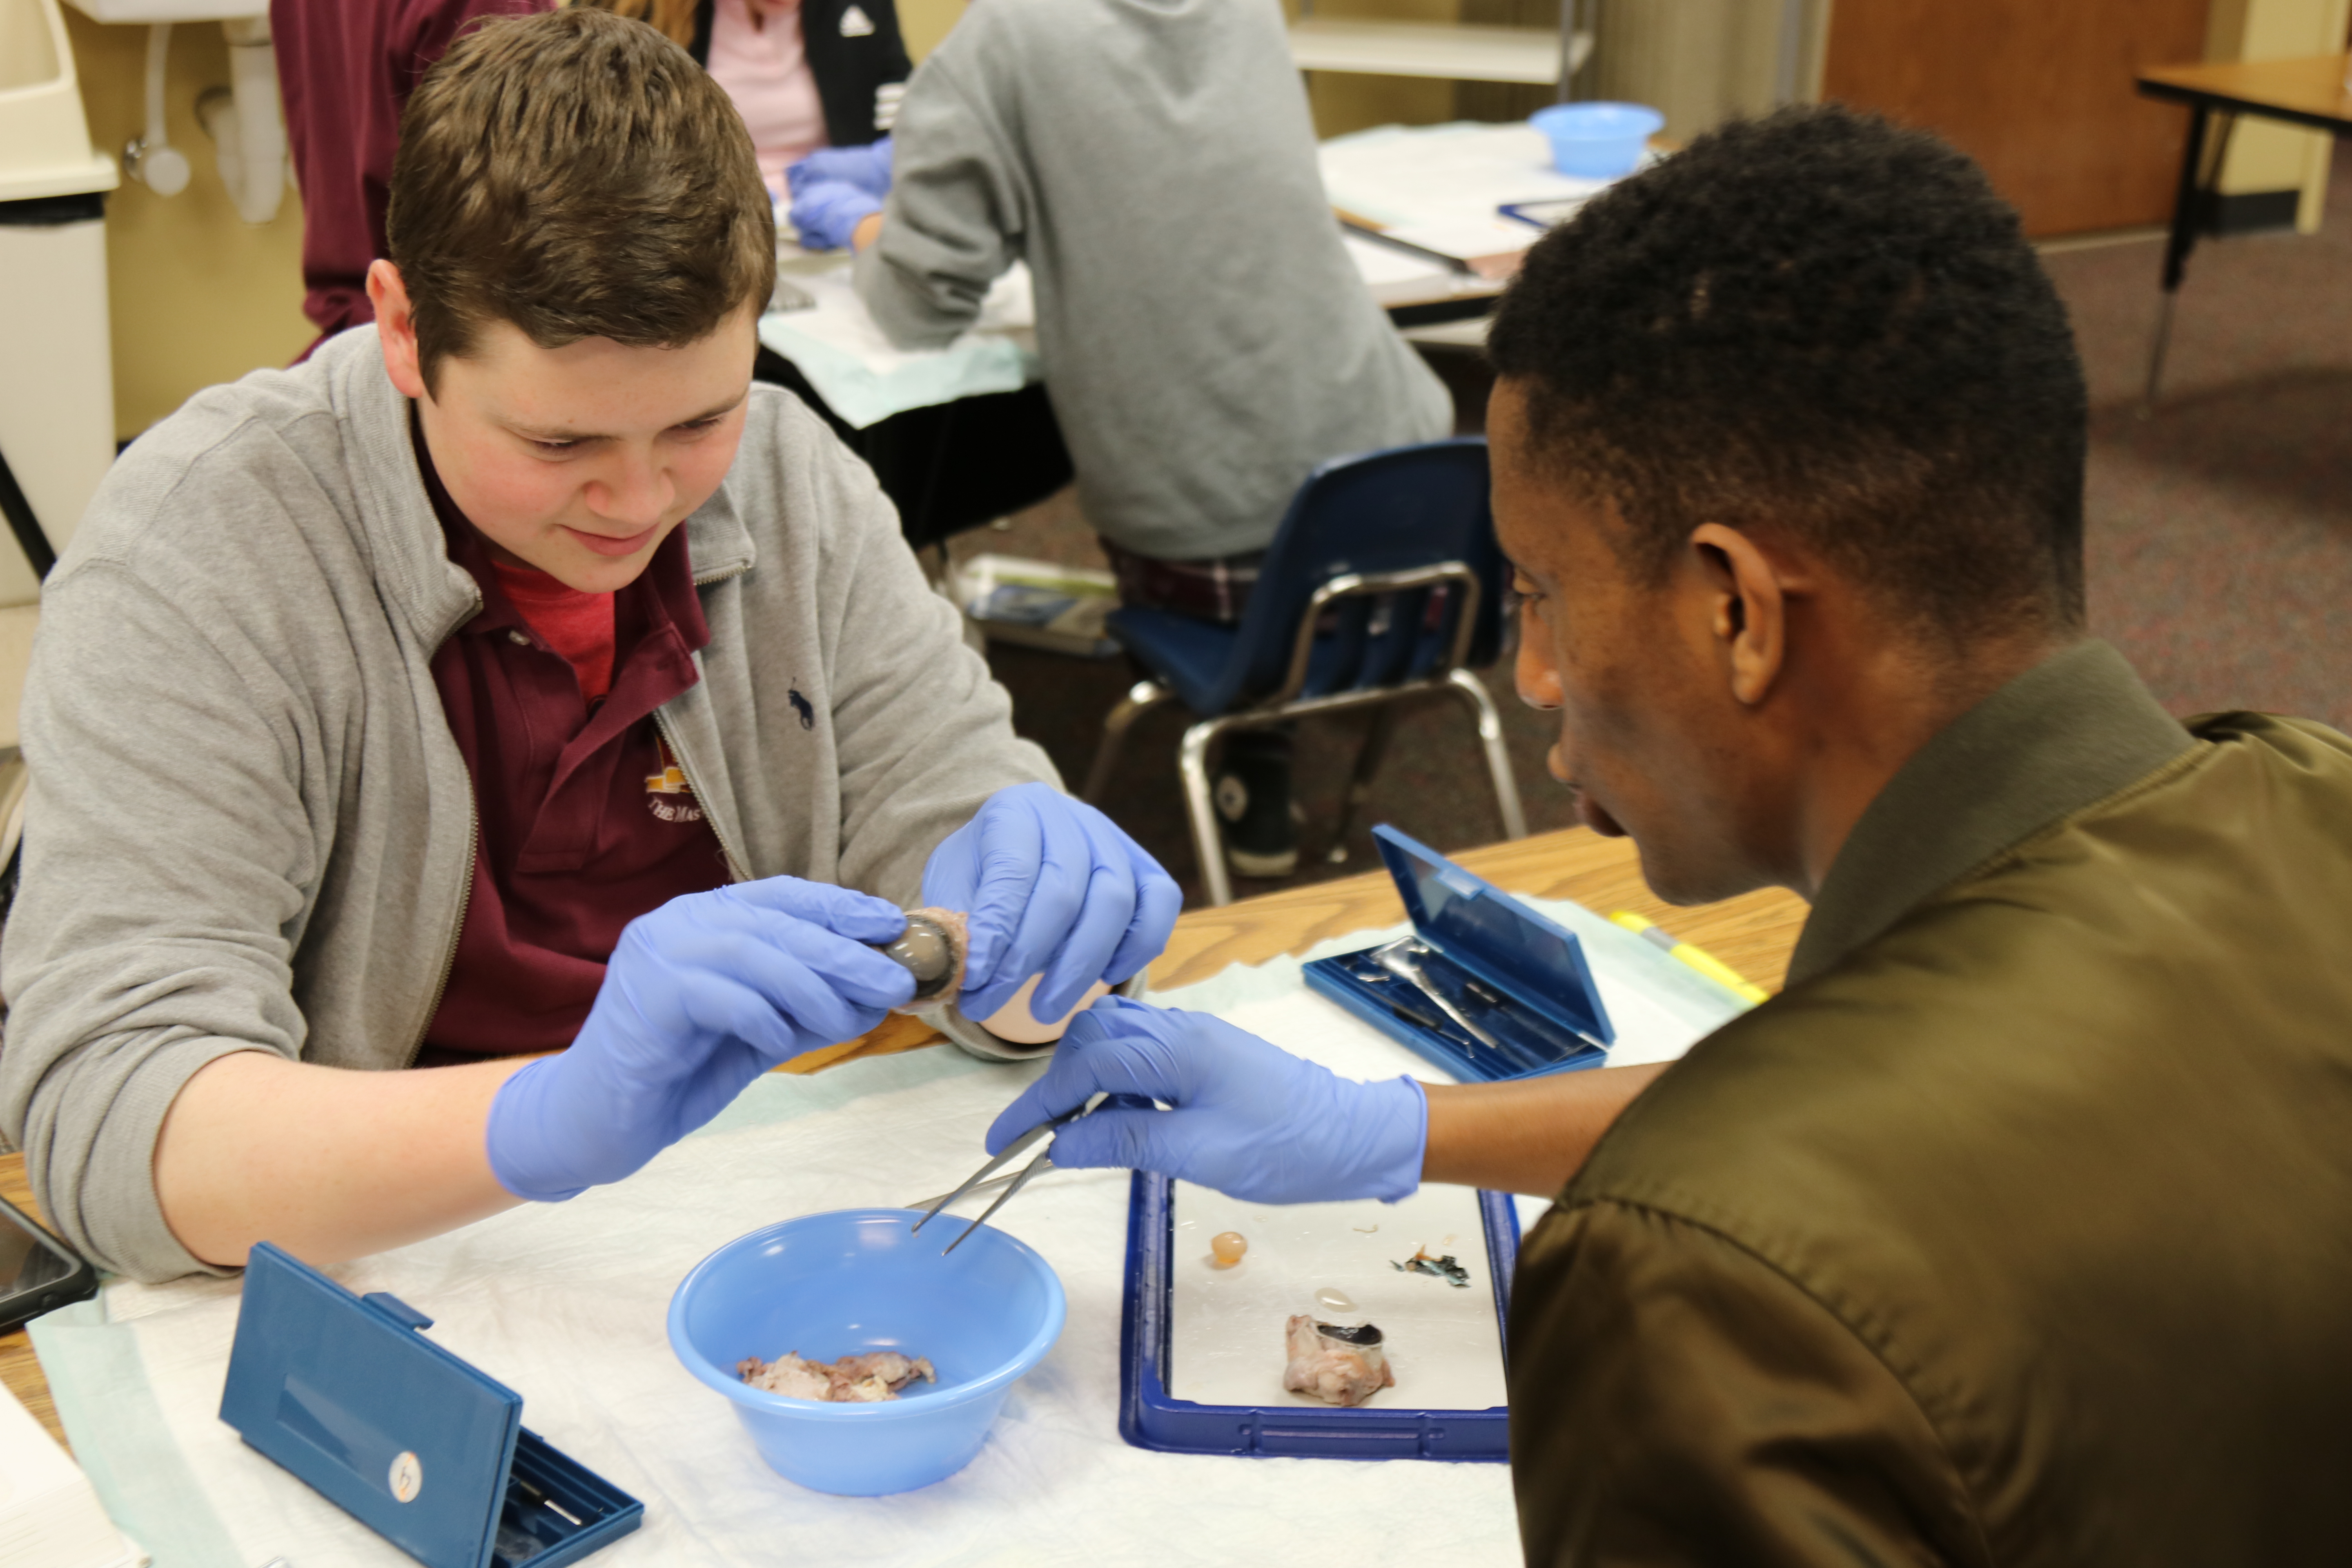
[1169,1181,1505,1411]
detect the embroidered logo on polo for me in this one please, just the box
[839,4,875,35]
[788,688,816,730]
[644,735,706,823]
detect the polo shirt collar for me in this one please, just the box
[1788,639,2196,988]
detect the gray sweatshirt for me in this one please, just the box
[855,0,1452,562]
[0,328,1055,1282]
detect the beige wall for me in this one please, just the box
[2205,0,2350,231]
[61,10,313,441]
[897,0,959,60]
[1588,0,1796,142]
[1290,0,1462,138]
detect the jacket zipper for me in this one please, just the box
[666,555,755,884]
[400,789,478,1071]
[654,705,751,885]
[400,604,483,1071]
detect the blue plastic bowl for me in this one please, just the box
[1530,102,1664,178]
[668,1208,1066,1496]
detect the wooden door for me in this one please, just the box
[1822,0,2212,236]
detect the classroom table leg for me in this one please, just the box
[2143,103,2229,414]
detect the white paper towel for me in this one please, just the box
[32,902,1746,1568]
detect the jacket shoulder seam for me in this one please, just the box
[75,402,344,572]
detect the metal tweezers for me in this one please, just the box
[910,1105,1086,1254]
[1371,936,1504,1052]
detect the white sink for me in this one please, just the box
[62,0,264,21]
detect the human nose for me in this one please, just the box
[1514,608,1563,710]
[587,443,673,528]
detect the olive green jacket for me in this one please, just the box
[1510,640,2352,1566]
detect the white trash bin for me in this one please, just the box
[0,0,120,605]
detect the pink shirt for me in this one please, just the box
[706,0,828,196]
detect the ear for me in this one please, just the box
[368,260,429,402]
[1688,523,1791,707]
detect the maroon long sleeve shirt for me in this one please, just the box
[272,0,550,348]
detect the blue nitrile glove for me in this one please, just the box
[485,877,915,1201]
[985,996,1428,1204]
[788,178,883,252]
[921,782,1182,1024]
[787,136,894,198]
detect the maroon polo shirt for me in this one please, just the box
[416,426,731,1061]
[272,0,550,349]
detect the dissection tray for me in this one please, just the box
[1118,1171,1519,1462]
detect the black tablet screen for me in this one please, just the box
[0,1208,75,1292]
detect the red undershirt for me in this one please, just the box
[489,558,618,702]
[415,423,731,1062]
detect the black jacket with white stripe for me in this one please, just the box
[687,0,911,147]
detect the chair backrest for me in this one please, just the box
[1221,437,1502,711]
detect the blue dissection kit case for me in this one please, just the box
[1119,1173,1520,1461]
[220,1243,643,1568]
[1301,824,1615,1083]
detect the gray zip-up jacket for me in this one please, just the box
[855,0,1452,561]
[0,328,1055,1282]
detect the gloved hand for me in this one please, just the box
[788,178,882,252]
[921,782,1181,1023]
[985,996,1428,1204]
[486,877,915,1201]
[787,136,894,198]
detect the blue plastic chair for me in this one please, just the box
[1080,438,1528,906]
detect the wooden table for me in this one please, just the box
[2134,52,2352,406]
[0,824,1805,1454]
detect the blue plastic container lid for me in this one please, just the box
[1530,102,1664,178]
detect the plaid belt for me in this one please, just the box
[1100,539,1267,627]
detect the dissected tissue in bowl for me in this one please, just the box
[738,1350,939,1403]
[1283,1315,1394,1408]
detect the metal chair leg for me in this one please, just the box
[1082,679,1175,804]
[1446,668,1529,841]
[1325,703,1398,864]
[1178,715,1236,908]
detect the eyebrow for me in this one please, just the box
[507,390,747,443]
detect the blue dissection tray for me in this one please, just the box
[1118,1172,1519,1461]
[1301,824,1613,1084]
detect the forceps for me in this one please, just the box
[1371,936,1504,1053]
[911,1104,1087,1254]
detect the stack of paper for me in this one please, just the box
[1341,231,1463,306]
[1321,120,1626,277]
[0,1383,142,1568]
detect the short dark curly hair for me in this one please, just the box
[1487,104,2086,637]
